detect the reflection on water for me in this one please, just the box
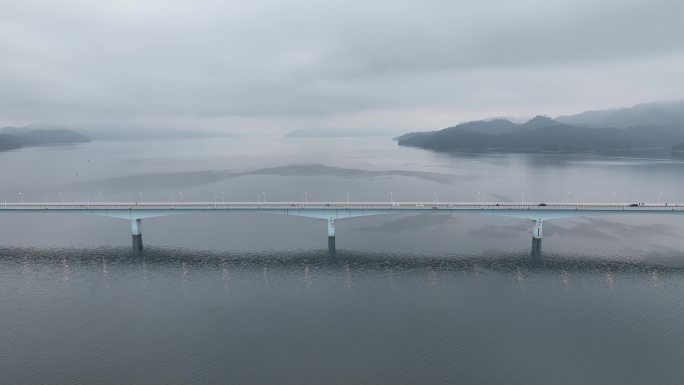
[3,245,684,276]
[3,246,684,384]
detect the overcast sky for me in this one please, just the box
[1,0,683,134]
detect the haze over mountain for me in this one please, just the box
[557,100,684,128]
[285,128,398,138]
[0,124,89,151]
[396,101,684,154]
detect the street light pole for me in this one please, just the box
[18,192,23,203]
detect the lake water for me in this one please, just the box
[2,137,684,384]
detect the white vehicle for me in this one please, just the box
[416,204,424,207]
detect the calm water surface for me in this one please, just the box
[2,137,684,384]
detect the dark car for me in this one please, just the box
[538,203,547,206]
[628,203,639,207]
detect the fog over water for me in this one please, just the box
[2,137,684,384]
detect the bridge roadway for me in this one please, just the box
[2,201,683,256]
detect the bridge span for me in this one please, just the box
[2,201,682,256]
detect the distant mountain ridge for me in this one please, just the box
[396,101,684,154]
[0,124,89,151]
[556,100,684,128]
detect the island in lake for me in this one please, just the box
[396,100,684,155]
[0,124,90,151]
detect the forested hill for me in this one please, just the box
[396,114,684,154]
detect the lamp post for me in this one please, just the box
[138,192,143,203]
[390,191,393,203]
[180,191,184,202]
[18,192,23,203]
[658,192,663,204]
[566,191,571,204]
[58,192,63,203]
[304,192,308,203]
[221,191,225,203]
[521,191,526,204]
[611,192,616,204]
[346,192,350,203]
[262,192,266,203]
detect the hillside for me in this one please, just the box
[396,116,684,154]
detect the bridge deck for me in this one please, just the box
[2,202,682,255]
[1,202,682,211]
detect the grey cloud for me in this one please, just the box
[1,0,683,132]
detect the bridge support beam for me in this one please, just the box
[327,217,336,256]
[131,218,143,253]
[531,218,542,258]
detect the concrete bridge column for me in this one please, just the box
[131,218,143,253]
[531,218,542,257]
[327,217,336,256]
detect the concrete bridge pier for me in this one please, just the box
[531,218,542,258]
[131,218,143,253]
[327,217,336,256]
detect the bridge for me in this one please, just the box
[2,201,682,256]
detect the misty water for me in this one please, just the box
[2,137,684,384]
